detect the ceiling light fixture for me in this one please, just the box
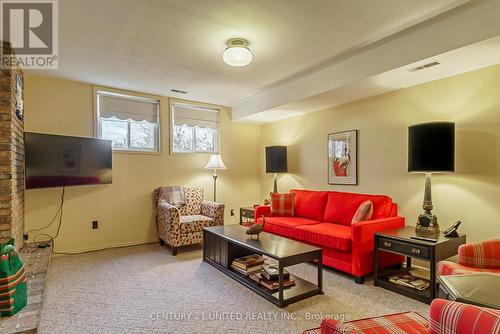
[222,38,252,67]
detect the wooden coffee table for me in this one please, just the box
[203,225,323,307]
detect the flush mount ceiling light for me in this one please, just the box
[222,38,252,67]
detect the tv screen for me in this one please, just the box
[25,132,112,189]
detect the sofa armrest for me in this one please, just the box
[254,205,271,221]
[201,201,225,225]
[351,216,405,277]
[351,216,405,247]
[430,299,500,334]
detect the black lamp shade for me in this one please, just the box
[408,122,455,172]
[266,146,287,173]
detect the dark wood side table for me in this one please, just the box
[374,226,466,304]
[240,207,255,226]
[438,273,500,309]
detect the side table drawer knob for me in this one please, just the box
[384,241,392,248]
[412,248,421,254]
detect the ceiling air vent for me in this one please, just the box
[408,61,441,72]
[171,89,187,94]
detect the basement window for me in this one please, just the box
[96,90,160,152]
[171,102,220,154]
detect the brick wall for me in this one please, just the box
[0,41,24,249]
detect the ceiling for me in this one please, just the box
[244,35,500,123]
[27,0,500,123]
[30,0,471,106]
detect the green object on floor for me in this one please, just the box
[0,239,27,317]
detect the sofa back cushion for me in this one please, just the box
[290,189,328,221]
[323,191,393,225]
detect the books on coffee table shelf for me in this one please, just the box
[388,273,430,291]
[261,265,290,281]
[249,272,296,291]
[231,254,265,275]
[230,255,296,291]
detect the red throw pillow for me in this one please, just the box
[270,192,295,217]
[351,200,373,224]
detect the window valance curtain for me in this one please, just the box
[98,93,159,123]
[173,104,219,130]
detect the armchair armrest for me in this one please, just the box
[320,318,342,334]
[458,239,500,269]
[201,201,225,226]
[254,206,270,221]
[430,299,500,334]
[157,200,180,239]
[351,216,405,277]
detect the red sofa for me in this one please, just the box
[254,189,405,283]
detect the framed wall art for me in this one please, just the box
[328,130,358,185]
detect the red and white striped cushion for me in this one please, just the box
[439,261,500,276]
[270,192,295,217]
[458,239,500,269]
[430,299,500,334]
[321,312,429,334]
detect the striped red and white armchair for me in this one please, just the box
[439,239,500,276]
[306,299,500,334]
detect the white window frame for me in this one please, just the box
[94,88,162,154]
[170,100,221,154]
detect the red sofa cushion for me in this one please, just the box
[293,223,352,252]
[260,216,319,240]
[290,189,329,221]
[323,191,393,225]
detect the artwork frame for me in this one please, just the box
[327,130,358,185]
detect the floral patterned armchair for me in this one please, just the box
[154,187,225,255]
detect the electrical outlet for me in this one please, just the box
[230,209,234,216]
[92,220,99,229]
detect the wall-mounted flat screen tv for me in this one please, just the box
[25,132,112,189]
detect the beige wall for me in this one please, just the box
[24,64,500,252]
[24,75,261,253]
[260,64,500,243]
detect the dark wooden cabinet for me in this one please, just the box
[374,226,466,304]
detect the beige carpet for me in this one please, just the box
[39,243,429,334]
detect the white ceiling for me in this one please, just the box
[244,35,500,123]
[30,0,471,107]
[232,0,500,122]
